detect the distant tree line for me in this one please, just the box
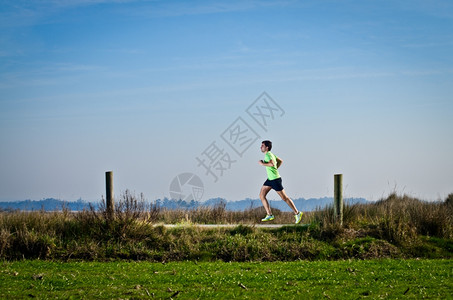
[0,197,369,212]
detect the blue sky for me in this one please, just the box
[1,0,452,202]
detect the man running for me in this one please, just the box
[258,140,303,224]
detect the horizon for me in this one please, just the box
[1,1,452,203]
[0,196,371,214]
[0,194,414,204]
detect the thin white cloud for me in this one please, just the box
[0,62,104,89]
[399,0,453,19]
[0,0,296,28]
[0,0,149,27]
[402,39,453,48]
[119,0,297,18]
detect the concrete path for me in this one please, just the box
[155,224,308,228]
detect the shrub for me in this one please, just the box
[0,192,451,261]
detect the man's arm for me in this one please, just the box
[276,157,283,169]
[258,160,274,167]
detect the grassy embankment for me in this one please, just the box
[1,192,452,261]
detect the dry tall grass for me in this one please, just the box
[306,193,452,243]
[0,192,451,261]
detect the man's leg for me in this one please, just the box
[259,185,273,215]
[276,189,298,214]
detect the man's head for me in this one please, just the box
[261,140,272,152]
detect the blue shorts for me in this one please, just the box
[263,177,284,191]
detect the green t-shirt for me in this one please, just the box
[264,151,280,180]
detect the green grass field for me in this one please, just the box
[1,259,452,299]
[1,194,451,298]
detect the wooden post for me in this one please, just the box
[334,174,343,226]
[106,171,114,219]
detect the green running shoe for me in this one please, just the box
[295,211,303,224]
[261,215,275,222]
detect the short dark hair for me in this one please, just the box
[262,140,272,151]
